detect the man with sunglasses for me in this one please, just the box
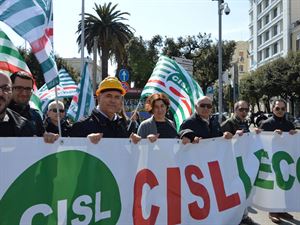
[259,99,296,224]
[221,100,257,225]
[179,96,231,143]
[44,100,71,137]
[8,71,44,136]
[221,100,251,137]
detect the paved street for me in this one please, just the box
[248,208,300,225]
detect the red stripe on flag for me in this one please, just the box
[46,28,53,37]
[31,34,49,53]
[169,86,192,114]
[148,79,166,87]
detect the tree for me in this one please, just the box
[76,2,134,79]
[125,36,163,88]
[194,40,236,93]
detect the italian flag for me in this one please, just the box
[141,56,204,131]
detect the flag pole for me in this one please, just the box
[80,0,85,75]
[49,1,62,137]
[127,100,142,132]
[54,87,62,137]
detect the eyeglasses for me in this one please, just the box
[274,107,285,111]
[0,85,12,94]
[51,109,65,113]
[13,86,33,93]
[199,103,213,109]
[238,108,249,113]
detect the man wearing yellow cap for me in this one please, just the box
[70,77,141,144]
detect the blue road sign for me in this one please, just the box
[119,69,129,82]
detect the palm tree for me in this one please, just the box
[77,2,134,79]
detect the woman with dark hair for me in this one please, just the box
[137,93,177,142]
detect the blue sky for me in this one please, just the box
[0,0,250,60]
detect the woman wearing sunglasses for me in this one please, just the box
[44,100,72,137]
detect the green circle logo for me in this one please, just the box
[0,151,121,225]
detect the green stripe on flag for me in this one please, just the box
[0,1,35,20]
[14,15,45,36]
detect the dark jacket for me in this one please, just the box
[69,109,130,138]
[44,117,72,137]
[259,115,295,132]
[8,101,44,136]
[221,115,250,134]
[179,113,223,139]
[0,108,35,137]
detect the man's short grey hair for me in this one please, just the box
[48,100,65,111]
[234,100,248,111]
[195,96,213,106]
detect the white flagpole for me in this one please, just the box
[80,0,85,75]
[127,101,141,132]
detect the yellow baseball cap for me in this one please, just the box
[96,76,126,96]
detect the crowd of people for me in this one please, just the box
[0,71,298,225]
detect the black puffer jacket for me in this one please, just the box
[1,109,35,137]
[8,101,44,136]
[180,113,223,139]
[69,109,130,138]
[260,115,295,132]
[44,118,72,137]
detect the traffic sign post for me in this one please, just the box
[121,82,130,93]
[119,69,129,82]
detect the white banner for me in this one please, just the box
[0,132,299,225]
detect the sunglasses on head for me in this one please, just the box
[238,108,249,113]
[274,107,285,111]
[199,103,212,109]
[51,108,65,113]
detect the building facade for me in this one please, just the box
[249,0,300,70]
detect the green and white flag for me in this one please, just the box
[0,28,42,114]
[141,56,203,130]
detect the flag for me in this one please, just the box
[0,28,42,114]
[0,0,59,89]
[141,56,204,131]
[37,68,78,112]
[67,62,95,122]
[0,28,31,76]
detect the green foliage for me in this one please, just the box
[126,33,236,92]
[239,51,300,113]
[76,2,134,79]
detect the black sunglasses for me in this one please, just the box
[274,107,285,111]
[238,108,249,113]
[199,103,213,109]
[51,109,65,113]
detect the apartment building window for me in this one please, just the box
[265,47,270,58]
[265,30,270,41]
[273,42,278,54]
[296,35,300,51]
[264,0,269,9]
[258,3,262,14]
[258,35,262,46]
[239,65,244,72]
[258,19,262,30]
[273,7,278,18]
[273,24,278,36]
[258,51,262,62]
[239,51,244,62]
[265,14,269,25]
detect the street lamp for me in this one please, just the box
[212,0,230,123]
